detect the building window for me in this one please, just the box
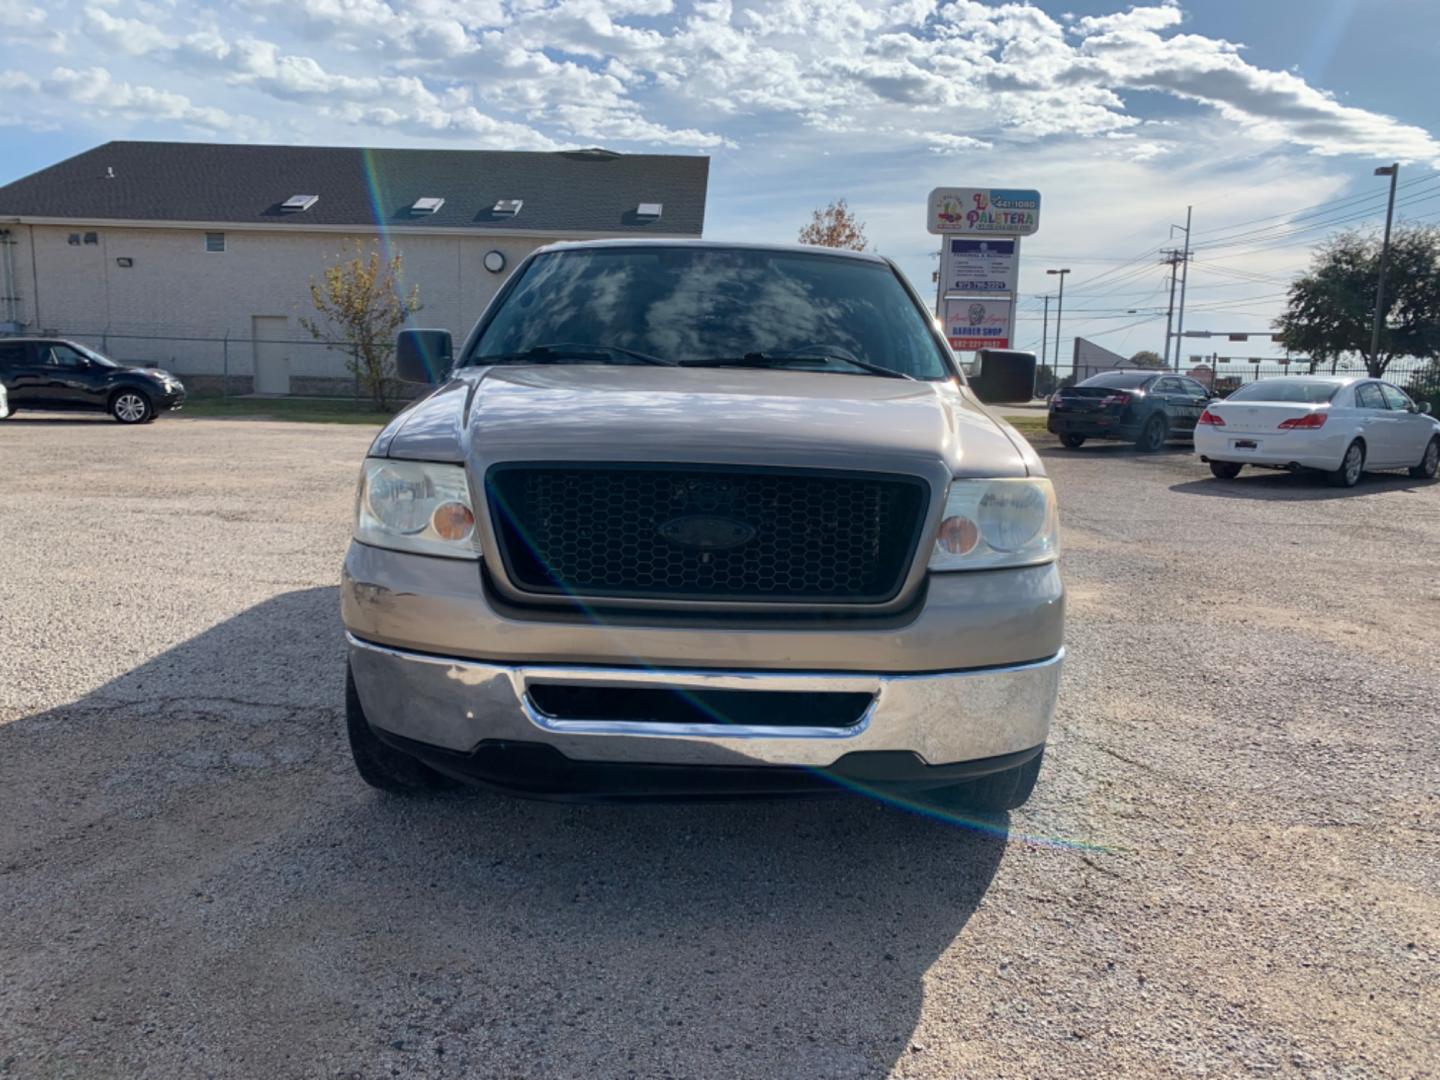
[83,232,98,245]
[205,232,226,253]
[68,234,81,245]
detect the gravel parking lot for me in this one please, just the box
[1,413,1436,1079]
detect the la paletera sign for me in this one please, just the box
[928,188,1041,236]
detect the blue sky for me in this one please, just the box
[3,0,1437,364]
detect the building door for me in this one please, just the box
[252,316,291,395]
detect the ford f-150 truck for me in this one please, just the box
[341,240,1063,811]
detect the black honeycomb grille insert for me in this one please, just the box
[486,464,929,604]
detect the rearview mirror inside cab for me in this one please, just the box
[970,348,1037,404]
[396,329,454,385]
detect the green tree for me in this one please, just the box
[798,199,869,250]
[1128,349,1166,368]
[301,240,421,410]
[1274,226,1440,377]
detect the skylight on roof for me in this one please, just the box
[411,197,445,215]
[636,202,663,219]
[280,194,318,213]
[492,199,524,217]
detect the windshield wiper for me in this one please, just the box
[481,343,675,367]
[678,352,914,381]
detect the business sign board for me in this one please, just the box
[928,187,1040,236]
[943,297,1011,352]
[941,237,1018,293]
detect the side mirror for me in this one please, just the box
[969,348,1037,404]
[1420,402,1432,415]
[396,329,453,385]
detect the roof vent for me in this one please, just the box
[636,202,663,220]
[492,199,524,217]
[280,194,319,213]
[410,196,445,215]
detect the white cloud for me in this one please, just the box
[2,0,68,53]
[0,0,1432,166]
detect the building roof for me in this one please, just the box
[0,141,709,235]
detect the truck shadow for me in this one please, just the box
[1,587,1007,1078]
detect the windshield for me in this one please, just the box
[1076,372,1156,389]
[1226,379,1341,404]
[470,247,952,379]
[70,342,121,368]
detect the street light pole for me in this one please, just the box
[1040,294,1050,369]
[1369,163,1399,374]
[1047,268,1070,380]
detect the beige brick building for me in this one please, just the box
[0,142,709,394]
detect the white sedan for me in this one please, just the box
[1195,375,1440,487]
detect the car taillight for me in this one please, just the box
[1100,393,1131,407]
[1197,409,1225,426]
[1278,413,1326,429]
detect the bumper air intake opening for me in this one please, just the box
[527,684,875,729]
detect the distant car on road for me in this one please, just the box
[1195,375,1440,487]
[0,338,186,424]
[1047,370,1213,452]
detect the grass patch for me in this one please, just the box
[182,397,397,425]
[1002,416,1051,437]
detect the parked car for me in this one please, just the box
[1048,370,1213,451]
[0,338,186,423]
[1196,375,1440,486]
[340,240,1063,810]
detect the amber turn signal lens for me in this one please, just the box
[936,514,980,556]
[431,501,475,541]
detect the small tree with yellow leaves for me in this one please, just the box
[301,240,421,409]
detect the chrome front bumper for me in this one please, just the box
[347,634,1062,769]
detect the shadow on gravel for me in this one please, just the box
[0,587,1007,1078]
[1170,472,1435,501]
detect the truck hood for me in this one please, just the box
[374,365,1031,478]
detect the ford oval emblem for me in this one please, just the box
[657,514,756,551]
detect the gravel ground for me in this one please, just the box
[0,413,1436,1079]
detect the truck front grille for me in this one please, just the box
[485,464,929,604]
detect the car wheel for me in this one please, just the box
[1136,414,1168,453]
[1059,433,1086,448]
[109,389,154,425]
[1409,437,1439,480]
[1329,440,1365,488]
[1209,461,1242,480]
[346,664,459,794]
[929,750,1044,814]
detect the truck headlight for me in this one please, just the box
[929,478,1057,571]
[355,459,478,559]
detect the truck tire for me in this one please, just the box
[932,749,1044,813]
[346,664,458,794]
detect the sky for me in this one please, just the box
[3,0,1439,366]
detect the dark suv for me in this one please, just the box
[0,338,185,423]
[1047,370,1212,451]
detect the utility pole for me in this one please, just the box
[1161,249,1181,367]
[1173,206,1192,371]
[1047,269,1070,380]
[1369,163,1399,375]
[1040,294,1050,369]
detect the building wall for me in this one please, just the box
[3,223,553,389]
